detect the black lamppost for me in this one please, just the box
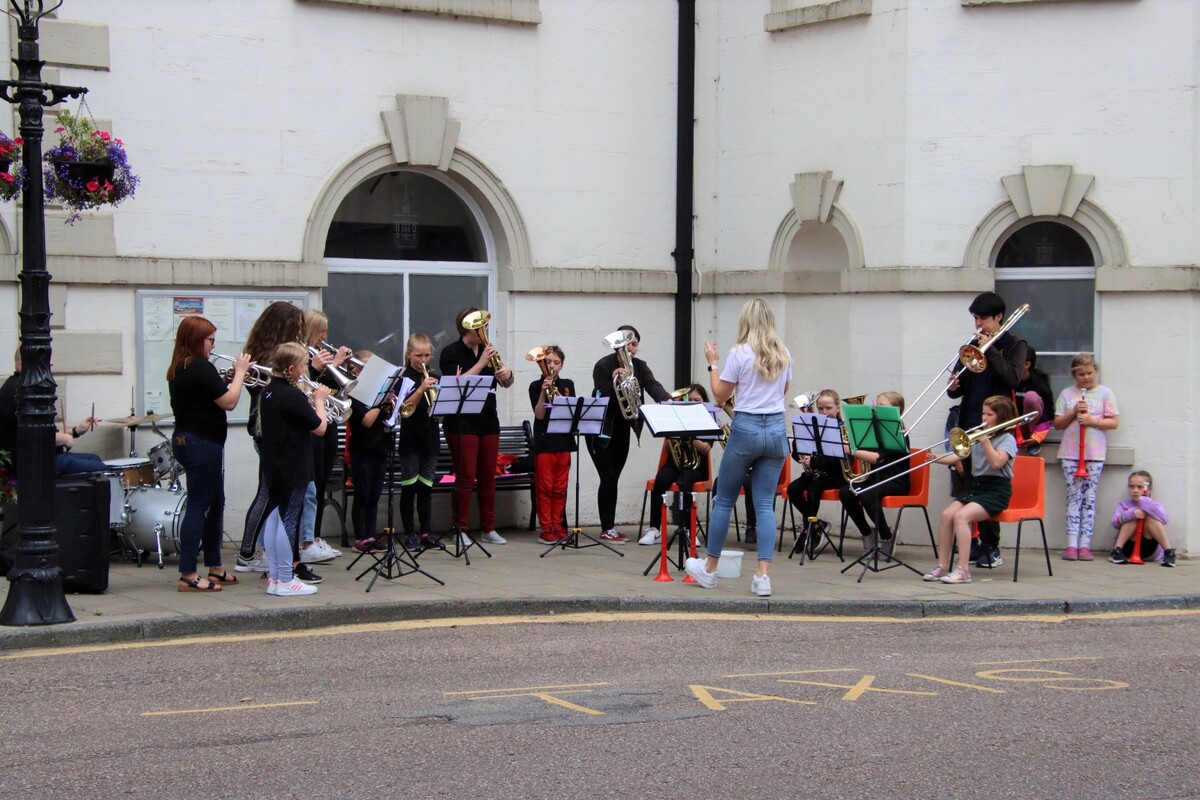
[0,0,88,626]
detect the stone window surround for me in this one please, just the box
[295,0,541,25]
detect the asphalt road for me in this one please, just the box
[2,610,1197,800]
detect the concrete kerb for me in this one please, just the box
[4,594,1199,654]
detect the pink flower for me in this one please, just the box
[86,178,99,192]
[114,138,123,145]
[14,138,22,145]
[103,180,114,193]
[54,127,64,133]
[99,131,111,141]
[0,173,13,184]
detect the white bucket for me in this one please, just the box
[716,550,743,578]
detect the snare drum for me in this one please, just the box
[148,441,177,479]
[122,486,186,565]
[104,457,156,490]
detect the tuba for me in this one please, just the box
[400,365,438,419]
[603,329,641,422]
[665,387,700,469]
[462,310,504,371]
[526,346,558,400]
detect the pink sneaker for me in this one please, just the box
[1078,547,1094,561]
[1062,546,1078,561]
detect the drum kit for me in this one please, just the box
[99,412,187,569]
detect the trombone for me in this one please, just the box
[902,303,1030,435]
[211,353,272,387]
[847,410,1037,495]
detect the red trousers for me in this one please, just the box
[446,431,499,532]
[535,451,571,536]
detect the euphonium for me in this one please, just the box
[211,353,272,387]
[400,365,438,419]
[603,329,641,422]
[462,310,504,371]
[838,394,867,482]
[526,346,558,400]
[666,387,700,469]
[297,375,353,424]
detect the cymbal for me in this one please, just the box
[103,413,174,426]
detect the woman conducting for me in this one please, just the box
[685,299,792,597]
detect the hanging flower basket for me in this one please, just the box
[43,110,139,224]
[0,132,24,202]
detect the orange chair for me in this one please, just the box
[879,449,936,553]
[637,443,714,541]
[985,454,1051,583]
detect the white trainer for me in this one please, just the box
[751,574,772,597]
[638,527,661,546]
[299,543,333,564]
[235,551,269,573]
[684,557,717,589]
[274,578,318,596]
[265,578,278,596]
[314,538,342,558]
[479,531,507,545]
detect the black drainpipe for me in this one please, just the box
[673,0,696,389]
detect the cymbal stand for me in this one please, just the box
[541,434,623,558]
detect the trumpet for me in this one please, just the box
[604,329,641,422]
[400,365,439,419]
[902,303,1031,435]
[462,309,504,371]
[211,353,272,387]
[319,341,366,373]
[306,346,358,396]
[297,375,353,424]
[848,410,1038,495]
[526,346,559,400]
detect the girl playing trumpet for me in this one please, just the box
[396,333,442,551]
[528,345,575,545]
[923,395,1019,585]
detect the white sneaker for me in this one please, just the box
[235,551,269,573]
[479,531,507,545]
[751,574,772,597]
[638,527,661,546]
[274,578,318,596]
[299,543,333,564]
[265,578,278,596]
[457,532,474,548]
[684,557,717,589]
[314,538,342,558]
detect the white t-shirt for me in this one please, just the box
[719,343,791,414]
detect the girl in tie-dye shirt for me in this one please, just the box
[1053,353,1119,561]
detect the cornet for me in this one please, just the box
[306,345,358,396]
[319,341,366,373]
[297,375,353,424]
[211,353,272,387]
[526,346,559,400]
[462,310,504,371]
[400,365,439,419]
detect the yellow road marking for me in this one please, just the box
[725,668,858,678]
[3,607,1198,661]
[141,700,317,717]
[975,656,1105,665]
[445,682,608,696]
[465,690,605,715]
[779,675,938,700]
[907,673,1006,693]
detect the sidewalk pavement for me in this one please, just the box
[1,528,1196,652]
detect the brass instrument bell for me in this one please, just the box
[463,310,504,371]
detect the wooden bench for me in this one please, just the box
[328,422,537,543]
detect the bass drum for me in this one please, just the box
[123,487,186,569]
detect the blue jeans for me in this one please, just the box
[706,412,788,562]
[172,432,225,575]
[300,481,317,544]
[54,451,110,475]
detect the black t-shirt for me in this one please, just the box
[259,378,321,489]
[947,332,1027,430]
[349,397,391,458]
[528,377,577,454]
[168,357,230,446]
[439,339,500,436]
[0,372,18,459]
[397,365,440,453]
[590,351,671,435]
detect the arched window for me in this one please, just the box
[994,219,1097,390]
[323,169,494,365]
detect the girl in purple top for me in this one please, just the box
[1108,470,1174,567]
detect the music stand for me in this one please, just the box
[539,395,624,557]
[638,403,720,577]
[839,404,922,582]
[787,412,846,562]
[426,375,495,564]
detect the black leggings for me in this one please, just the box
[350,451,385,541]
[311,425,338,538]
[400,481,433,537]
[787,471,846,520]
[587,423,632,531]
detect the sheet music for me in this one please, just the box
[349,355,403,407]
[639,403,721,437]
[547,395,608,435]
[384,376,416,428]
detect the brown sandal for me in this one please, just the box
[207,570,238,586]
[178,576,222,592]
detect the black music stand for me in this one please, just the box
[539,395,624,557]
[787,412,846,561]
[638,402,720,577]
[839,404,922,582]
[426,375,494,564]
[343,382,445,591]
